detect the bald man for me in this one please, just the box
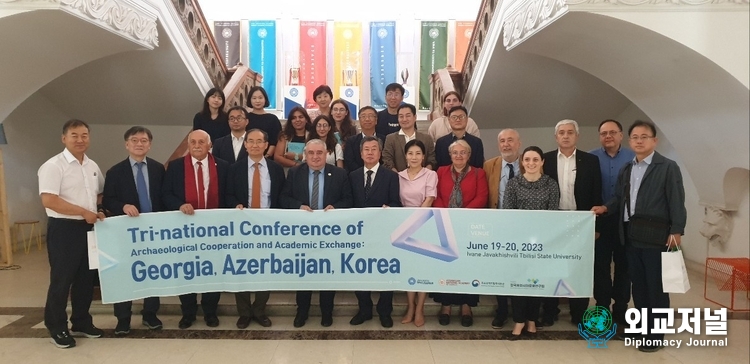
[162,130,229,329]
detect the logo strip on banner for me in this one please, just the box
[454,21,474,72]
[299,21,327,109]
[369,21,397,110]
[333,22,363,99]
[418,21,448,110]
[249,20,277,109]
[213,21,240,67]
[94,208,595,304]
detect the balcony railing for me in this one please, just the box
[461,0,500,96]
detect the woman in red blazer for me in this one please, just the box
[432,139,489,327]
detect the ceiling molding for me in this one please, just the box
[502,0,569,51]
[58,0,158,48]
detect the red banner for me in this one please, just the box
[299,21,327,109]
[454,21,475,71]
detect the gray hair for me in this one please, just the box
[448,139,471,154]
[554,119,579,135]
[304,138,326,151]
[359,135,383,152]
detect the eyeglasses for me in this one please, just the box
[245,140,267,145]
[450,151,469,156]
[316,124,331,129]
[360,114,376,120]
[599,131,620,137]
[450,115,467,121]
[332,108,347,113]
[229,116,246,122]
[128,138,150,144]
[629,135,655,141]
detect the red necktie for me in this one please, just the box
[251,162,261,208]
[197,161,205,209]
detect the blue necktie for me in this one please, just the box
[136,162,152,213]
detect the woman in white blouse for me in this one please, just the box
[307,115,343,168]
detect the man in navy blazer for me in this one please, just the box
[343,106,385,173]
[162,130,229,329]
[348,136,402,328]
[280,139,353,328]
[225,129,285,329]
[102,126,165,336]
[541,119,602,327]
[212,106,249,164]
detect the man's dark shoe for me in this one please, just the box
[70,325,104,338]
[349,312,373,325]
[205,315,220,327]
[461,315,474,327]
[178,316,195,329]
[293,313,308,328]
[379,315,393,328]
[321,314,333,327]
[142,315,163,330]
[50,331,76,348]
[254,315,272,327]
[438,314,450,326]
[114,320,131,336]
[236,316,251,329]
[541,317,555,327]
[491,316,507,329]
[638,345,664,353]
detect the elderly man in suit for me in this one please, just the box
[382,103,436,173]
[280,139,353,328]
[162,129,229,329]
[541,119,602,326]
[483,128,521,329]
[212,106,249,164]
[103,126,165,336]
[226,129,285,329]
[344,106,385,173]
[349,136,402,328]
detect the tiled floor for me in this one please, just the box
[0,248,748,363]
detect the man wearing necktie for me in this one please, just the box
[280,139,352,327]
[162,130,229,329]
[103,126,165,336]
[349,136,402,328]
[483,129,521,329]
[226,129,285,329]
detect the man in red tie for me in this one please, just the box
[162,129,229,329]
[225,129,285,329]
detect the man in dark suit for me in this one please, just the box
[348,136,402,328]
[542,119,602,326]
[103,126,165,336]
[226,129,285,329]
[344,106,385,173]
[280,139,353,328]
[162,129,229,329]
[212,106,249,164]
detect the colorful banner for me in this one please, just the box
[299,21,327,109]
[249,20,277,109]
[94,208,595,304]
[333,22,363,99]
[419,22,448,110]
[213,21,240,67]
[454,21,475,71]
[369,21,397,109]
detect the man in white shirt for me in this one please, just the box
[382,103,436,172]
[38,119,106,349]
[212,106,249,164]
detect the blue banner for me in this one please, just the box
[249,20,277,109]
[94,208,594,304]
[369,21,396,109]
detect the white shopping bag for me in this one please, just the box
[662,236,690,293]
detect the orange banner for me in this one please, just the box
[454,21,475,71]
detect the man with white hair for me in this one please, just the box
[542,119,602,327]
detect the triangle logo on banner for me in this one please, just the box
[554,279,576,296]
[391,209,459,262]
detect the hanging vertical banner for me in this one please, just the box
[299,21,327,109]
[333,22,363,99]
[454,21,475,71]
[249,20,277,109]
[369,21,397,110]
[419,21,448,110]
[214,21,240,67]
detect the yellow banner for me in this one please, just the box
[333,22,363,97]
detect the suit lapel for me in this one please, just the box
[124,159,139,201]
[575,149,583,185]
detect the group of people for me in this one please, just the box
[38,83,686,353]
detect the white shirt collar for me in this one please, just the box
[557,149,577,159]
[62,148,88,165]
[634,151,655,165]
[398,129,416,138]
[191,155,209,165]
[232,132,246,142]
[248,156,267,168]
[365,162,380,174]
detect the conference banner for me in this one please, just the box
[454,21,475,71]
[419,21,448,110]
[249,20,277,109]
[299,21,327,108]
[369,21,397,109]
[213,21,240,67]
[333,22,363,98]
[93,208,594,304]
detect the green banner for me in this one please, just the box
[419,21,448,110]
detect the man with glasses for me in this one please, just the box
[377,83,405,136]
[212,106,249,163]
[344,106,386,173]
[589,120,635,326]
[592,120,686,353]
[435,106,484,168]
[382,103,436,172]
